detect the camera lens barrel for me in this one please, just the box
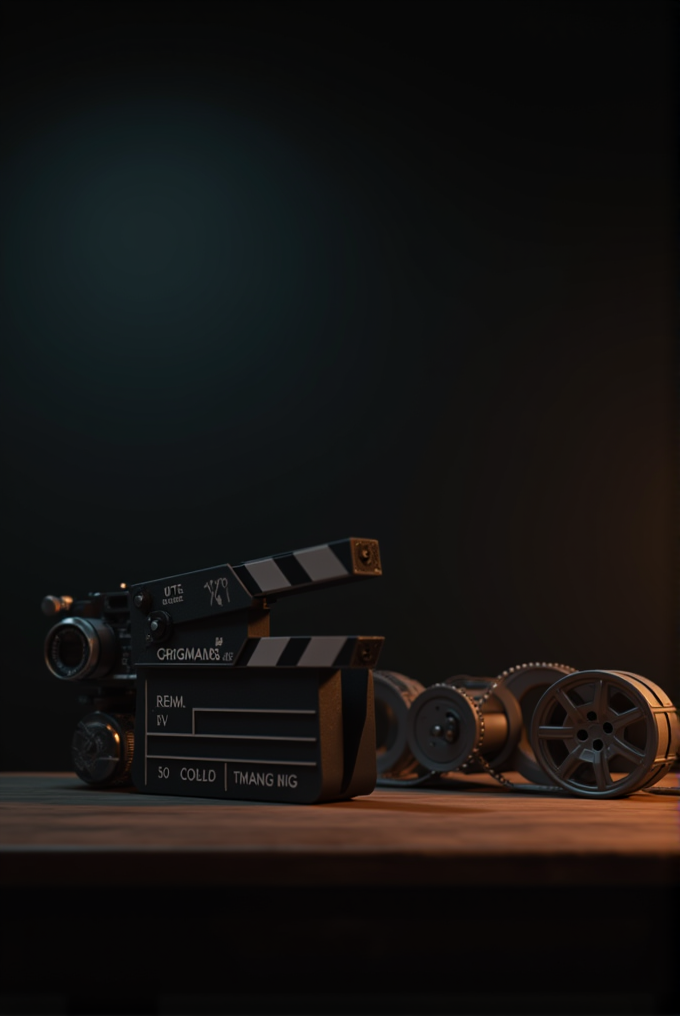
[44,617,117,681]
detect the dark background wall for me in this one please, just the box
[1,0,676,771]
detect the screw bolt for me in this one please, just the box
[146,611,172,642]
[133,591,151,612]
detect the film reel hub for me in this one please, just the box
[444,676,523,773]
[407,685,482,771]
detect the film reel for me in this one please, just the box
[406,678,522,774]
[530,670,680,798]
[498,662,577,784]
[373,670,426,777]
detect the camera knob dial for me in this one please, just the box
[41,595,74,616]
[133,590,152,612]
[71,712,134,788]
[146,610,173,642]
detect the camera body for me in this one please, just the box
[42,538,384,803]
[43,590,138,787]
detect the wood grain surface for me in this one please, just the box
[2,772,678,887]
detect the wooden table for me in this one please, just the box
[1,772,678,1016]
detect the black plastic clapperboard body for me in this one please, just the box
[129,538,383,803]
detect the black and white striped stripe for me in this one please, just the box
[232,538,381,598]
[235,635,384,669]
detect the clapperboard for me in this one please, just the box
[129,538,384,802]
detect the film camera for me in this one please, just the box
[42,537,384,803]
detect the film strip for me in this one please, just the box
[374,665,680,799]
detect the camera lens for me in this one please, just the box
[44,617,115,681]
[56,627,88,668]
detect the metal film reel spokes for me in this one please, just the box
[530,670,680,798]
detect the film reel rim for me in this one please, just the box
[373,669,426,776]
[529,669,670,798]
[499,662,577,784]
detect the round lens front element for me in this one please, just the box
[45,617,99,680]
